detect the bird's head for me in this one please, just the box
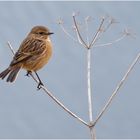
[29,26,54,39]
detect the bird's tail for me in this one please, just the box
[0,66,21,82]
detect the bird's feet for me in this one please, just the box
[25,71,32,77]
[37,81,44,90]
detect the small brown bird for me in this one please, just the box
[0,26,53,89]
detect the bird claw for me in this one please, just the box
[25,71,31,77]
[37,82,44,90]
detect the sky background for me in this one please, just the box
[0,1,140,139]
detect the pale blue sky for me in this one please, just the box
[0,1,140,139]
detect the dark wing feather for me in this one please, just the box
[10,37,46,66]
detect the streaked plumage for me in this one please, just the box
[0,26,53,87]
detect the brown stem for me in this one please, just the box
[72,15,88,48]
[89,17,105,48]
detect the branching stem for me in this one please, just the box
[7,42,89,128]
[59,24,78,43]
[92,52,140,127]
[73,15,88,48]
[95,34,126,48]
[89,18,105,48]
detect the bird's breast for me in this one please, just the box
[23,39,52,71]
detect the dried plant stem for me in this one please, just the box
[72,15,95,139]
[95,34,126,48]
[85,20,92,122]
[86,17,106,140]
[59,14,136,139]
[59,24,78,43]
[89,18,105,48]
[85,18,90,46]
[73,15,88,48]
[87,48,96,140]
[87,49,93,121]
[87,48,93,139]
[7,42,89,127]
[73,15,96,139]
[7,41,15,54]
[92,52,140,127]
[30,73,89,127]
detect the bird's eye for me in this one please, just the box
[39,32,45,35]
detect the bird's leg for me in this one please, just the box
[25,70,32,77]
[35,72,44,90]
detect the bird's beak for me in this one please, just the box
[47,32,54,35]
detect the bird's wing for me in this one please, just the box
[10,37,46,66]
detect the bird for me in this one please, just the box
[0,26,54,89]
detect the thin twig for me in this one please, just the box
[103,22,112,32]
[91,52,140,127]
[85,16,90,46]
[89,17,105,48]
[30,73,89,127]
[94,34,126,48]
[103,17,119,32]
[6,42,90,128]
[123,28,136,39]
[72,14,88,48]
[7,41,15,54]
[59,24,79,43]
